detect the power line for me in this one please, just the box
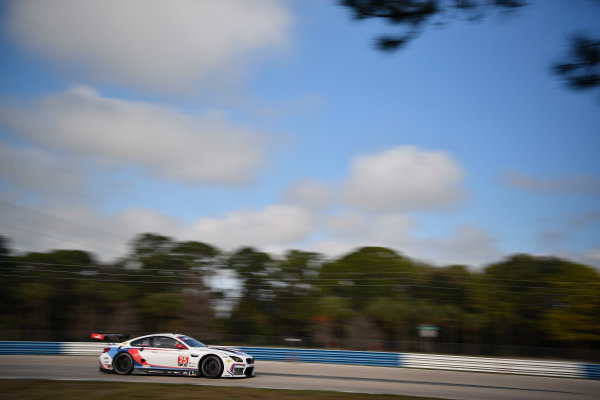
[315,270,600,285]
[1,265,596,293]
[0,222,125,257]
[2,260,598,294]
[0,272,205,286]
[2,270,597,297]
[2,259,598,287]
[0,278,576,306]
[2,266,202,279]
[0,199,130,242]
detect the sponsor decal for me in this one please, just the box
[177,355,189,366]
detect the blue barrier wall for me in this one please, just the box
[583,364,600,380]
[0,341,62,355]
[238,346,401,367]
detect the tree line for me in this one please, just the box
[0,233,598,359]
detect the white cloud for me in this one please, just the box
[341,146,466,212]
[326,210,370,237]
[183,204,316,250]
[0,87,269,185]
[414,225,500,267]
[4,0,292,93]
[310,211,418,259]
[0,201,316,261]
[0,141,87,201]
[326,210,415,241]
[283,179,332,210]
[0,203,180,260]
[554,247,600,269]
[314,214,498,267]
[0,197,507,268]
[504,172,600,194]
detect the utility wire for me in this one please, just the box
[0,222,124,257]
[0,199,130,242]
[2,261,597,293]
[2,271,597,297]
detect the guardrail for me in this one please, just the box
[0,341,597,379]
[401,353,583,378]
[61,342,108,356]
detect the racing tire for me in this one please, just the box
[112,352,134,375]
[201,355,223,379]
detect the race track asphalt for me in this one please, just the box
[0,355,598,400]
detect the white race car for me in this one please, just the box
[95,333,254,378]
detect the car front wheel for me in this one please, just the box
[201,355,223,378]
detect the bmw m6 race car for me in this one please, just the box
[93,333,254,378]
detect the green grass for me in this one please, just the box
[0,380,440,400]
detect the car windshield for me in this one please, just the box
[177,335,206,348]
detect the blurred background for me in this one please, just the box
[0,1,599,362]
[1,233,599,361]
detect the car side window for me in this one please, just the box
[152,336,179,349]
[131,337,152,347]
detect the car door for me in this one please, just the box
[145,336,187,368]
[128,335,152,367]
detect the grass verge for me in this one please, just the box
[0,379,440,400]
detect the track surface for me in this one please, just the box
[0,355,598,400]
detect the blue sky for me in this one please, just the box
[0,0,599,268]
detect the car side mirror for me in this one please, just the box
[175,343,186,350]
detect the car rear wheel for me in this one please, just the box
[201,355,223,378]
[112,353,134,375]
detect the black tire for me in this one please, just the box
[201,355,223,379]
[112,352,134,375]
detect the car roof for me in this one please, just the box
[129,333,182,341]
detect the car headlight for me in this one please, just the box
[230,356,243,362]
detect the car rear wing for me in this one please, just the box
[91,333,130,343]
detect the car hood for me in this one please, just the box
[205,346,249,357]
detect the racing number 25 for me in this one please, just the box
[177,356,189,366]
